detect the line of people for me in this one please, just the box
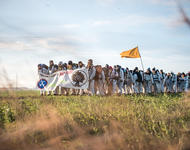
[38,59,190,96]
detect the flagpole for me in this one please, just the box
[137,46,145,72]
[140,57,144,71]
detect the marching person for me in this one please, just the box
[117,65,124,95]
[177,72,181,92]
[38,64,49,96]
[121,68,127,95]
[57,61,64,95]
[67,60,73,70]
[107,66,113,95]
[58,61,63,71]
[67,60,75,95]
[164,73,173,93]
[144,68,153,94]
[94,65,105,96]
[87,59,96,95]
[78,61,85,68]
[152,68,161,94]
[38,64,49,75]
[123,68,127,95]
[76,61,85,95]
[72,63,78,70]
[47,61,57,95]
[160,70,166,93]
[62,62,69,96]
[52,64,59,95]
[186,72,190,91]
[171,72,177,93]
[140,70,144,93]
[124,69,134,94]
[178,72,186,92]
[63,63,67,70]
[110,65,119,95]
[102,65,110,95]
[105,64,109,69]
[48,60,56,75]
[132,67,143,94]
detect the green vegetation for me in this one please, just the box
[0,90,190,150]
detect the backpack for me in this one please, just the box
[94,65,103,80]
[136,72,142,82]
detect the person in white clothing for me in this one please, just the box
[87,59,96,95]
[152,68,161,94]
[132,67,143,94]
[144,68,153,94]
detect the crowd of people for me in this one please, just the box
[38,59,190,96]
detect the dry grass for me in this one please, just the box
[0,90,190,150]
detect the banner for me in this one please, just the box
[37,68,89,91]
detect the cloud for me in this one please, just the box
[62,24,81,29]
[147,0,176,6]
[118,15,168,26]
[90,14,171,29]
[32,37,78,52]
[0,36,82,53]
[95,0,177,6]
[96,0,116,5]
[92,20,112,26]
[0,40,32,51]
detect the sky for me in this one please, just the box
[0,0,190,88]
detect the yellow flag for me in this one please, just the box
[120,47,141,58]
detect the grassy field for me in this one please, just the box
[0,90,190,150]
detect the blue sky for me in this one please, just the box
[0,0,190,88]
